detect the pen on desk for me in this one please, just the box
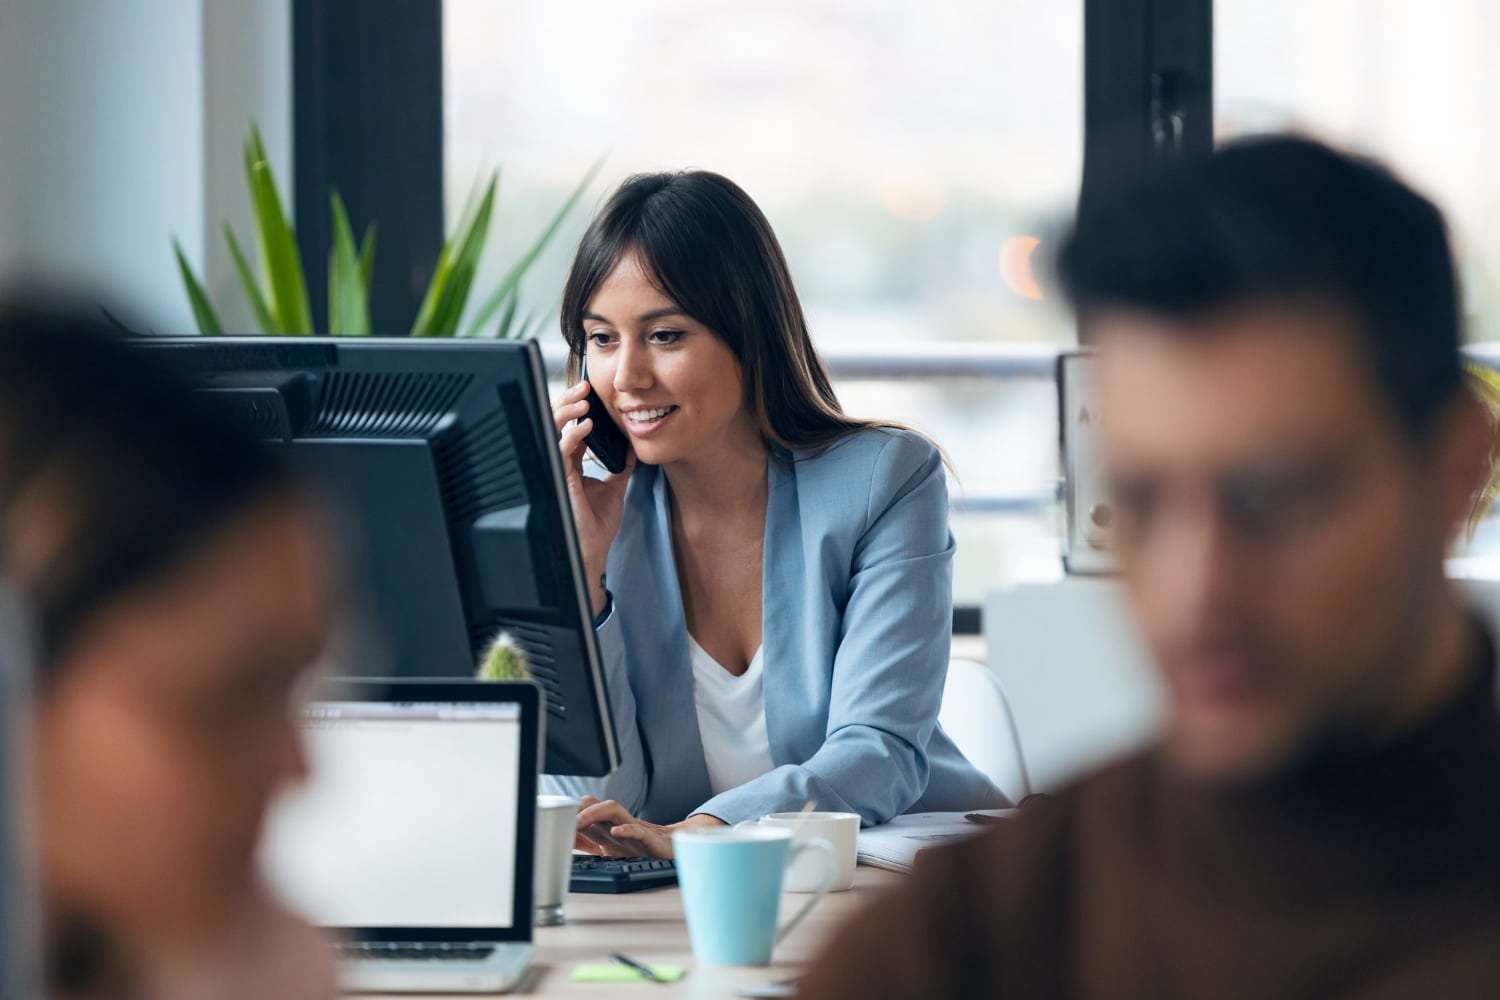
[611,952,665,983]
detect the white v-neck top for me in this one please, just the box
[688,636,775,796]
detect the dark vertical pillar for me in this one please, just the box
[293,0,444,335]
[1079,0,1212,219]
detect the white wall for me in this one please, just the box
[203,1,292,333]
[987,573,1500,792]
[0,0,290,332]
[986,578,1163,792]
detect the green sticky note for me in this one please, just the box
[572,962,686,983]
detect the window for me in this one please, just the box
[1216,0,1500,340]
[444,0,1084,604]
[1216,0,1500,561]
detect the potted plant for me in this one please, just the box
[173,123,599,339]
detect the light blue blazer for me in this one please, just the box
[547,427,1007,825]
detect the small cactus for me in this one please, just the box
[477,631,530,681]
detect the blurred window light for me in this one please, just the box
[443,0,1081,347]
[1216,0,1500,339]
[1217,0,1500,567]
[998,236,1044,301]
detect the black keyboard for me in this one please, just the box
[570,855,678,893]
[335,942,497,962]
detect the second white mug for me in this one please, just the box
[758,811,860,892]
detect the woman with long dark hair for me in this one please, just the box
[549,172,1005,857]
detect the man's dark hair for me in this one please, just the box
[1057,135,1465,436]
[0,306,297,670]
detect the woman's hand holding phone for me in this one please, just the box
[553,379,636,616]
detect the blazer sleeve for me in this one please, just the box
[539,602,651,812]
[694,432,955,825]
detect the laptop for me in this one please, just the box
[262,679,541,993]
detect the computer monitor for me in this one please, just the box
[140,337,618,777]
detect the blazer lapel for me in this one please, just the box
[760,450,806,766]
[635,468,712,818]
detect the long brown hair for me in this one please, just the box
[560,170,885,452]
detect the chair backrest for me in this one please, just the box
[940,658,1031,803]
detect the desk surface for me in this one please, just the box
[351,866,900,998]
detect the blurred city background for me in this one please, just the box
[3,0,1497,607]
[446,0,1500,603]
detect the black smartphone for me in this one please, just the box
[578,358,631,474]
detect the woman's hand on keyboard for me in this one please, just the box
[573,796,725,859]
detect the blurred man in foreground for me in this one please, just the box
[799,137,1500,997]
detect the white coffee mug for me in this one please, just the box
[759,812,860,892]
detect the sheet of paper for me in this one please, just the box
[855,810,1014,873]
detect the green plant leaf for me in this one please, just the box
[465,157,602,338]
[518,306,551,341]
[172,238,225,336]
[358,224,377,290]
[224,223,279,335]
[435,176,497,335]
[506,304,544,341]
[328,191,370,336]
[1465,361,1500,539]
[467,284,518,339]
[478,287,519,339]
[327,247,339,336]
[412,172,498,337]
[409,243,453,337]
[100,305,148,336]
[244,123,314,334]
[410,176,487,336]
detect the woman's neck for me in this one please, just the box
[661,425,769,519]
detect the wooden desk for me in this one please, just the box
[352,867,900,998]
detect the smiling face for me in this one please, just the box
[581,253,762,468]
[1094,303,1481,782]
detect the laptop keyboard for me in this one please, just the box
[570,855,678,893]
[335,942,498,962]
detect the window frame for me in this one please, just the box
[292,0,446,335]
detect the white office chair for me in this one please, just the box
[940,658,1032,804]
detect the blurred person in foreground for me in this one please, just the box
[0,308,338,999]
[799,136,1500,997]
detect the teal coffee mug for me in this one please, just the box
[672,826,835,966]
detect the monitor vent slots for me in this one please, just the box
[435,407,527,523]
[312,371,472,436]
[484,621,565,720]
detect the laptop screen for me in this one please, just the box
[262,700,524,931]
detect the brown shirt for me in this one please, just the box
[799,653,1500,999]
